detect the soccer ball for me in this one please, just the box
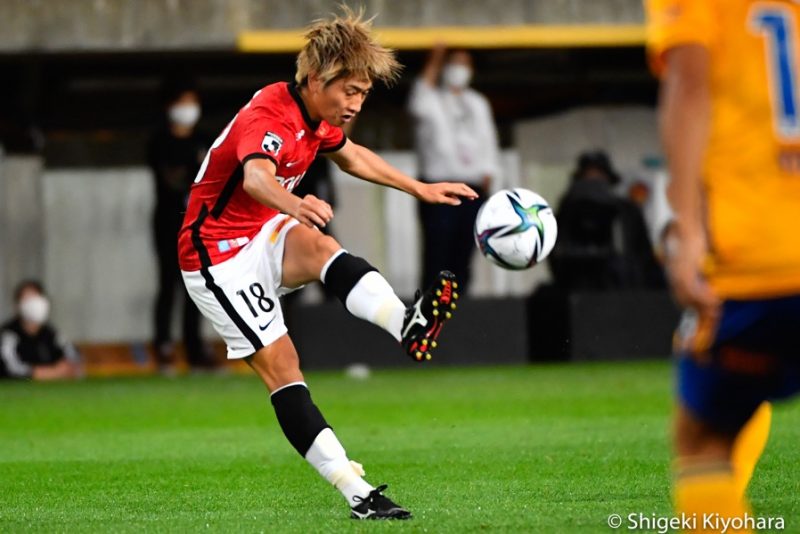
[474,188,558,270]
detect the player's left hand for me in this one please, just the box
[418,182,478,205]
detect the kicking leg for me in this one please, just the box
[247,335,410,519]
[281,224,405,339]
[281,223,460,362]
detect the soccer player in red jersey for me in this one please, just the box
[178,8,476,519]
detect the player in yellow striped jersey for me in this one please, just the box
[647,0,800,530]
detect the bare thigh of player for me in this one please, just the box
[674,404,736,460]
[246,333,305,392]
[281,223,343,289]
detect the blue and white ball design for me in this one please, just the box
[474,188,558,270]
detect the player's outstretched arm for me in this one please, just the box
[659,44,719,314]
[326,139,478,205]
[243,158,333,228]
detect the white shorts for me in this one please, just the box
[182,214,300,359]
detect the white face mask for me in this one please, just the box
[19,295,50,324]
[168,103,201,128]
[442,64,472,90]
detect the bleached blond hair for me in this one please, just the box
[295,5,402,86]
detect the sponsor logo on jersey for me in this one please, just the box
[276,171,307,192]
[261,131,284,156]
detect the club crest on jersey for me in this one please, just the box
[261,132,284,156]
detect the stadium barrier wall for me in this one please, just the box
[286,297,530,369]
[292,291,679,368]
[569,291,680,361]
[0,154,46,322]
[75,292,678,375]
[528,289,680,361]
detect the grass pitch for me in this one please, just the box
[2,362,799,533]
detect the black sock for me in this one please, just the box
[270,383,330,456]
[323,253,377,306]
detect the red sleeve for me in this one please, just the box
[317,125,347,154]
[236,110,295,167]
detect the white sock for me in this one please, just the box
[344,271,405,342]
[305,428,374,506]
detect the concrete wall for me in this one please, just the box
[514,105,662,211]
[42,168,157,342]
[515,105,660,177]
[0,154,46,321]
[0,0,644,51]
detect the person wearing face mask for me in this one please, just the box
[0,280,82,380]
[148,79,212,372]
[408,45,501,292]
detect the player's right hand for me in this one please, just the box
[419,182,478,206]
[294,194,333,228]
[663,224,720,318]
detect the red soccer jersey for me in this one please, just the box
[177,82,346,271]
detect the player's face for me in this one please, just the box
[315,76,372,127]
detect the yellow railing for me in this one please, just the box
[237,24,646,52]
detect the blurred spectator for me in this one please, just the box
[549,151,665,290]
[408,45,500,292]
[148,79,212,371]
[0,280,82,380]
